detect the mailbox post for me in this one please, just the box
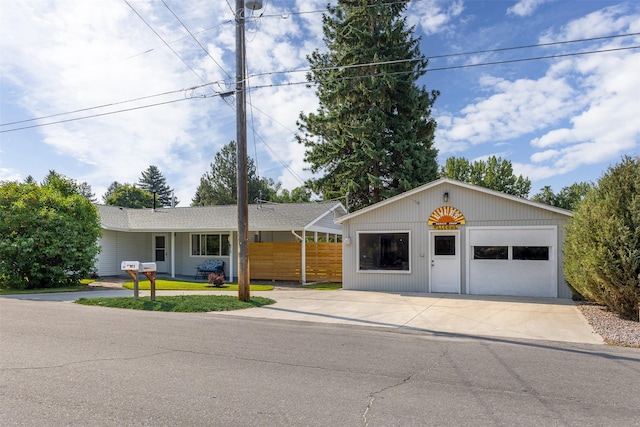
[140,262,157,301]
[121,261,140,300]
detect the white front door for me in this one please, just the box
[430,231,460,293]
[153,234,167,273]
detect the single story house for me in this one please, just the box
[335,178,574,298]
[95,201,346,280]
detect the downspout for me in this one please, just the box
[291,229,306,284]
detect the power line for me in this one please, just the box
[0,96,206,134]
[160,0,233,80]
[0,83,218,127]
[0,81,220,128]
[247,33,640,80]
[3,36,638,133]
[123,0,214,91]
[244,44,640,91]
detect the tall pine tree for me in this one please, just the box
[138,165,178,207]
[297,0,439,210]
[191,141,281,206]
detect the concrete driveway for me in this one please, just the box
[1,286,603,345]
[171,288,603,345]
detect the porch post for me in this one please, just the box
[228,232,234,282]
[301,229,306,284]
[171,232,175,278]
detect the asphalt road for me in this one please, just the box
[1,297,639,426]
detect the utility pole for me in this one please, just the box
[235,0,263,301]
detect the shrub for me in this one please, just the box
[564,156,640,320]
[0,181,102,289]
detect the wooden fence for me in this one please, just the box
[248,242,342,283]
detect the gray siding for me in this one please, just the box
[342,181,572,297]
[95,231,151,276]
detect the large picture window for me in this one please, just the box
[359,232,409,271]
[191,234,230,256]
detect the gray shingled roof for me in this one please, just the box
[97,202,345,233]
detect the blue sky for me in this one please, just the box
[1,0,638,204]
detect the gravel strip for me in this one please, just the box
[578,303,640,348]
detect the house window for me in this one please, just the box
[513,246,549,260]
[191,234,230,256]
[473,246,508,260]
[358,232,410,271]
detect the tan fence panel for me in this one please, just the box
[249,242,302,281]
[306,242,342,282]
[248,242,342,283]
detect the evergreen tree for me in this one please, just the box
[192,141,280,206]
[564,156,639,320]
[440,156,531,198]
[102,181,123,203]
[297,0,439,210]
[138,165,178,207]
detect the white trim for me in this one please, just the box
[356,230,412,274]
[188,232,231,258]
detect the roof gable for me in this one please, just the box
[335,178,572,224]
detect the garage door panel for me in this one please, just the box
[467,227,557,298]
[469,260,555,297]
[469,228,556,247]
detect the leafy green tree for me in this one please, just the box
[192,141,281,206]
[440,156,531,198]
[531,185,555,206]
[296,0,439,210]
[564,156,640,320]
[138,165,178,207]
[104,184,154,208]
[0,181,101,289]
[272,186,314,203]
[42,170,96,202]
[531,182,593,210]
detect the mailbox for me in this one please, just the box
[140,262,156,272]
[121,261,140,271]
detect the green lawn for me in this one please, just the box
[75,295,276,312]
[122,279,274,291]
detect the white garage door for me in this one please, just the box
[468,227,557,298]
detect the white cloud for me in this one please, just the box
[437,5,640,185]
[507,0,552,17]
[407,0,465,35]
[0,167,22,182]
[539,4,636,42]
[436,72,577,147]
